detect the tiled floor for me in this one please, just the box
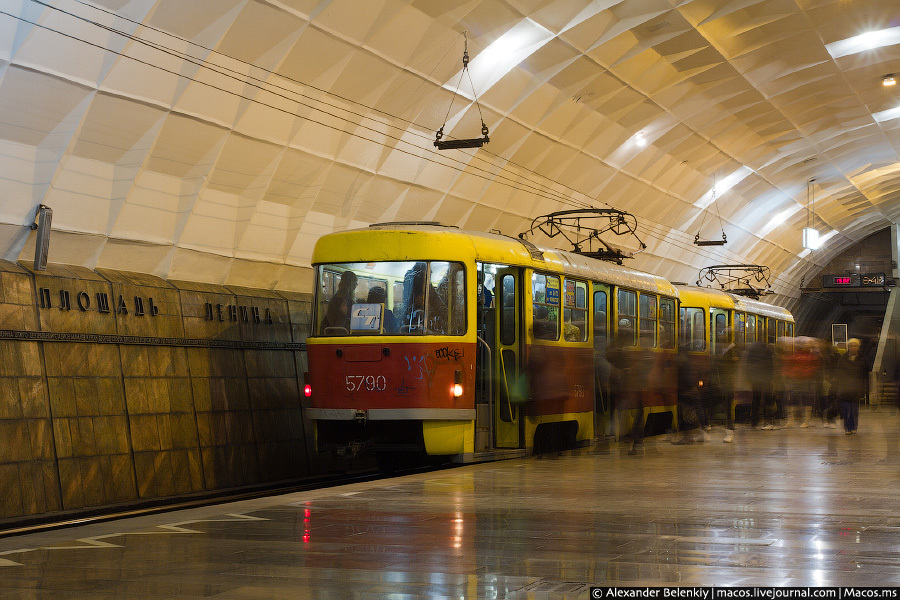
[3,407,900,598]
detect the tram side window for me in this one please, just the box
[593,290,608,351]
[532,273,560,341]
[432,261,466,335]
[616,289,637,347]
[714,313,729,351]
[659,297,675,349]
[786,322,794,337]
[563,279,588,342]
[767,318,776,344]
[499,274,516,345]
[776,321,785,340]
[746,314,756,343]
[679,307,705,351]
[639,294,657,347]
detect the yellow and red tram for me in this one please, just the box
[304,222,684,463]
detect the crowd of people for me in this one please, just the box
[604,334,872,455]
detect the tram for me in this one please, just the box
[303,222,683,463]
[675,285,795,421]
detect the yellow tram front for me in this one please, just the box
[305,225,479,462]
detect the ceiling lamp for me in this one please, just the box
[802,179,820,250]
[884,74,896,87]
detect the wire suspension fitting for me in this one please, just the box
[434,32,490,150]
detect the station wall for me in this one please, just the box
[0,260,315,522]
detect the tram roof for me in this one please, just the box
[676,284,794,321]
[729,294,795,323]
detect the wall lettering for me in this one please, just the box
[39,288,52,309]
[76,291,90,311]
[97,293,111,313]
[37,285,277,325]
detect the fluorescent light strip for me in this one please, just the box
[826,27,900,59]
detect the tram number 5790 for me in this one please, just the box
[346,375,387,392]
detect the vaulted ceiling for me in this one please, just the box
[1,0,899,306]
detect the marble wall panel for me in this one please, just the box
[123,344,203,499]
[187,346,263,490]
[0,292,60,521]
[0,263,38,331]
[43,342,137,510]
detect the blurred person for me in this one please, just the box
[836,338,867,434]
[607,334,650,455]
[746,340,776,429]
[780,337,821,428]
[790,337,823,428]
[672,345,706,444]
[818,339,841,428]
[713,338,740,443]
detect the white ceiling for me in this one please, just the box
[1,0,899,305]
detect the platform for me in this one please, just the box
[2,407,900,598]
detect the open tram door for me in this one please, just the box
[475,263,523,450]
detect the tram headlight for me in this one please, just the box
[452,370,463,397]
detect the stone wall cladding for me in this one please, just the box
[0,261,313,522]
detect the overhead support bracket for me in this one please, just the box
[518,208,646,264]
[697,264,771,298]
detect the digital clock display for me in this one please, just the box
[823,274,860,287]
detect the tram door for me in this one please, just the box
[493,268,522,447]
[476,264,522,449]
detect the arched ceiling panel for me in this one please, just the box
[145,114,228,178]
[0,67,91,146]
[71,92,165,163]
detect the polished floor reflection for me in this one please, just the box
[3,407,900,598]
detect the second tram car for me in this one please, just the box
[676,285,795,421]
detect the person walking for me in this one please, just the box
[836,338,867,434]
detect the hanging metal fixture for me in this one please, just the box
[802,178,819,250]
[518,209,646,264]
[697,264,772,298]
[694,175,727,246]
[434,32,490,150]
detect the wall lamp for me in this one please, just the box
[32,204,52,270]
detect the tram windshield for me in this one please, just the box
[314,261,466,336]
